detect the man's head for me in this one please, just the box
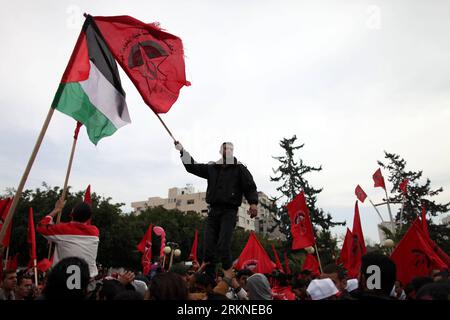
[219,142,234,159]
[189,273,215,294]
[1,270,17,291]
[320,264,347,292]
[359,253,396,296]
[71,202,92,223]
[236,269,253,290]
[15,273,33,299]
[291,278,309,299]
[43,257,90,300]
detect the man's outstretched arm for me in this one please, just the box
[175,141,209,179]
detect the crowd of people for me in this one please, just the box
[1,252,449,300]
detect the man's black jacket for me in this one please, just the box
[180,150,258,209]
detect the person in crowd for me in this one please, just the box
[306,278,339,300]
[0,269,17,300]
[416,280,450,300]
[41,257,90,300]
[14,272,33,300]
[246,273,273,300]
[37,198,100,278]
[146,272,188,300]
[320,263,354,300]
[390,280,406,300]
[272,272,295,300]
[291,277,310,300]
[355,252,397,300]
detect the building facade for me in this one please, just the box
[131,185,280,237]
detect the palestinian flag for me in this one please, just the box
[51,15,131,145]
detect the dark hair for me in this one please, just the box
[98,279,127,300]
[149,272,188,300]
[416,281,450,300]
[1,269,16,281]
[71,202,92,222]
[323,263,347,280]
[291,278,308,289]
[113,290,144,300]
[42,257,90,300]
[361,253,396,295]
[276,272,291,287]
[300,270,312,276]
[237,269,253,280]
[193,272,216,290]
[17,273,32,286]
[411,276,433,293]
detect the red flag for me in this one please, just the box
[337,228,361,278]
[284,253,292,275]
[84,185,92,206]
[302,253,320,277]
[235,232,275,274]
[188,229,198,262]
[36,258,52,273]
[271,244,284,273]
[6,253,19,270]
[28,207,37,262]
[137,224,153,275]
[372,168,386,190]
[352,201,366,255]
[421,204,429,239]
[355,185,367,203]
[399,179,408,195]
[287,192,316,250]
[92,15,190,114]
[391,219,446,285]
[0,198,13,247]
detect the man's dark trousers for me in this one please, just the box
[204,206,237,276]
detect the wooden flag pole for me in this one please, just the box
[4,246,10,270]
[33,258,38,287]
[0,107,55,244]
[314,244,323,274]
[48,122,82,258]
[153,112,176,142]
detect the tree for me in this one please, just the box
[378,151,450,254]
[269,135,343,258]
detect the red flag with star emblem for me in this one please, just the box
[287,192,316,250]
[92,15,190,114]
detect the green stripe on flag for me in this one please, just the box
[52,82,117,145]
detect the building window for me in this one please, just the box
[187,199,195,205]
[201,209,208,213]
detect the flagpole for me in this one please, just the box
[368,197,385,222]
[313,244,323,274]
[384,189,394,229]
[33,258,38,287]
[0,107,55,244]
[399,196,406,229]
[4,246,9,270]
[153,112,176,142]
[48,122,81,258]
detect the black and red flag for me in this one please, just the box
[137,224,153,275]
[355,185,367,203]
[352,201,366,255]
[372,168,386,190]
[92,15,190,114]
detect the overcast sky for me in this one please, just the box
[1,0,449,244]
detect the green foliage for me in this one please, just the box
[378,151,450,254]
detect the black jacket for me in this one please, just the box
[180,150,258,209]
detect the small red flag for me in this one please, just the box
[355,185,367,203]
[337,228,361,278]
[137,224,153,275]
[0,198,13,247]
[302,253,320,277]
[391,219,446,285]
[352,201,366,255]
[372,168,386,190]
[84,185,92,206]
[73,121,83,140]
[235,232,275,274]
[287,191,316,250]
[188,229,198,262]
[399,178,408,195]
[284,253,292,275]
[93,15,190,114]
[36,258,52,273]
[271,244,285,273]
[6,253,19,270]
[28,207,37,262]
